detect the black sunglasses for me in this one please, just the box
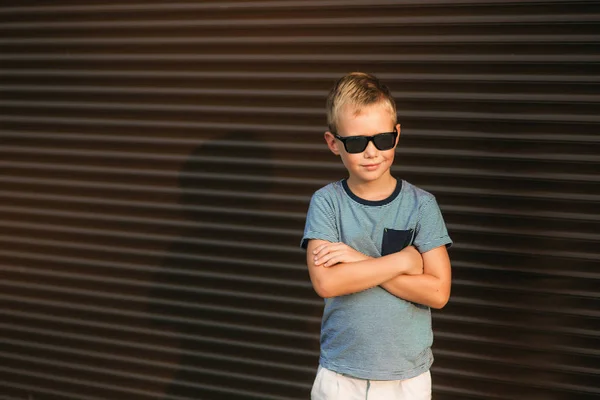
[332,130,398,154]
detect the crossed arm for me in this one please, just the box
[305,239,451,309]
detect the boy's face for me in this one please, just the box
[325,103,400,186]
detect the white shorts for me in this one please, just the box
[311,366,432,400]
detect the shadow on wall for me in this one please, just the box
[147,131,288,399]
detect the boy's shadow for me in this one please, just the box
[147,131,278,399]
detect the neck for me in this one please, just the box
[346,174,397,201]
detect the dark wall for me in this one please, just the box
[0,1,599,399]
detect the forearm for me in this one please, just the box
[380,274,450,309]
[312,251,413,298]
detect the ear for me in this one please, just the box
[324,131,341,155]
[394,124,401,146]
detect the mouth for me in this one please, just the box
[362,163,381,170]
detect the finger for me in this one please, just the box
[314,250,335,266]
[314,250,334,266]
[312,243,328,254]
[313,248,329,263]
[318,250,344,267]
[323,255,340,267]
[314,243,340,260]
[314,244,331,257]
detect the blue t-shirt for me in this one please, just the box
[301,179,452,380]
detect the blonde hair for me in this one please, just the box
[326,72,397,133]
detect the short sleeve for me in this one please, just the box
[300,191,339,249]
[413,196,452,253]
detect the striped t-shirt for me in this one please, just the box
[301,178,452,380]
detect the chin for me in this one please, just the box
[353,170,391,183]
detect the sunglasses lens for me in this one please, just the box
[338,131,396,153]
[373,133,396,150]
[345,137,369,153]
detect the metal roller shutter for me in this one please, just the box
[0,1,598,399]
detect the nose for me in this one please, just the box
[363,140,378,158]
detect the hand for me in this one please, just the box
[312,242,371,267]
[401,246,424,275]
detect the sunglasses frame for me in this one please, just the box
[332,129,398,154]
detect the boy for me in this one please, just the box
[301,72,452,400]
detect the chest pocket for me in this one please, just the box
[381,228,414,256]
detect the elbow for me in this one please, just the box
[312,279,331,298]
[431,298,448,309]
[431,292,450,309]
[309,268,338,298]
[429,279,451,309]
[313,285,330,299]
[312,279,338,299]
[315,285,338,299]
